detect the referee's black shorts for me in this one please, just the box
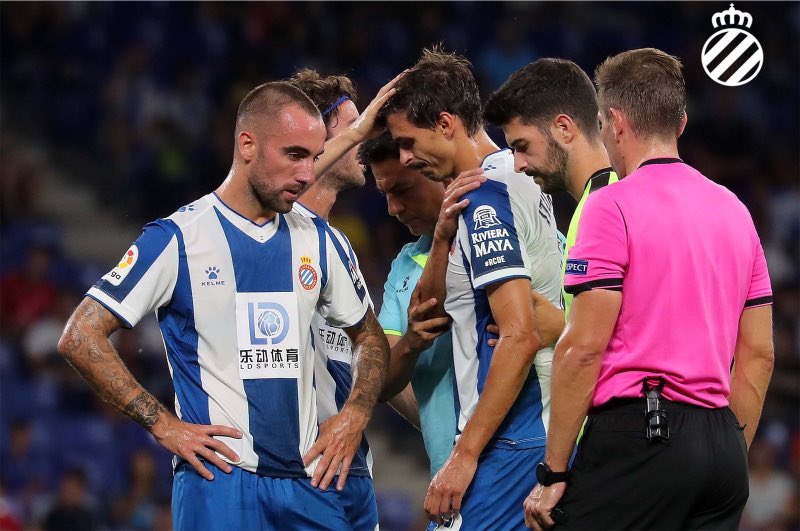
[556,398,748,531]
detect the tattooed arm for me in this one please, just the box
[303,308,389,491]
[58,297,243,480]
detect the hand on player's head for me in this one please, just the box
[348,71,405,143]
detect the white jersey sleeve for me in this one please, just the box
[317,225,370,329]
[87,220,180,327]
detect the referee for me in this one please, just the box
[526,48,774,530]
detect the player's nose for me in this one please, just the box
[399,148,415,167]
[386,195,404,216]
[513,153,528,173]
[298,161,316,186]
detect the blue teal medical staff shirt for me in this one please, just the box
[378,235,457,477]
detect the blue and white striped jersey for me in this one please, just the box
[445,149,563,449]
[293,202,373,478]
[88,193,369,477]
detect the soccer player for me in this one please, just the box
[288,68,379,530]
[526,48,774,530]
[57,82,390,530]
[359,131,457,478]
[483,58,619,321]
[382,48,564,529]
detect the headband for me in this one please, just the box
[322,95,350,118]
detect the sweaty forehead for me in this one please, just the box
[265,105,325,147]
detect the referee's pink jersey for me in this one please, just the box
[563,158,772,409]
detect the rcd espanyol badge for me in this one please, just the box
[701,4,763,87]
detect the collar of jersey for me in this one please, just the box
[582,167,615,195]
[410,234,433,259]
[480,147,511,169]
[209,193,279,242]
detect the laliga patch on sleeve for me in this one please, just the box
[102,244,139,286]
[565,259,588,275]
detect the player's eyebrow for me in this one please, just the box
[508,138,524,150]
[283,145,312,156]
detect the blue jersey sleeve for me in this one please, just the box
[460,180,530,289]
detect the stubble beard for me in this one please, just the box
[527,135,569,194]
[248,173,292,214]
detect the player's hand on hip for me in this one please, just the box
[434,168,487,242]
[405,284,451,353]
[150,414,242,481]
[348,71,405,142]
[303,405,369,491]
[424,449,478,524]
[524,482,566,530]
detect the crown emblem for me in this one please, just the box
[300,256,312,265]
[712,4,752,29]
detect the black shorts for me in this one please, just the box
[557,399,748,531]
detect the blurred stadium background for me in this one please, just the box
[1,2,797,530]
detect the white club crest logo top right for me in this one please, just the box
[702,4,764,87]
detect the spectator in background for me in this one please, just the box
[0,482,23,531]
[41,468,97,531]
[0,243,58,338]
[741,439,798,531]
[109,450,160,530]
[0,420,49,522]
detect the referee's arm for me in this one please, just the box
[544,289,622,471]
[728,305,774,449]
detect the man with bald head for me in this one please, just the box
[58,81,389,530]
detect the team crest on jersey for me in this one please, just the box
[472,205,501,230]
[102,244,138,286]
[298,256,318,290]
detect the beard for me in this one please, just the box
[525,133,569,194]
[321,155,366,192]
[248,173,299,214]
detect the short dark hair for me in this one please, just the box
[594,48,686,139]
[382,46,483,136]
[287,69,357,128]
[484,58,600,140]
[235,81,321,133]
[358,131,400,169]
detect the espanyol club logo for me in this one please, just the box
[298,256,318,290]
[701,4,763,87]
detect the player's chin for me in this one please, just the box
[273,197,295,214]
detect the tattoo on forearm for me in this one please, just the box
[60,298,166,430]
[349,310,389,413]
[123,391,168,429]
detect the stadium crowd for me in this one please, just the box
[1,3,798,530]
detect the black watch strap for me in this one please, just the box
[536,462,568,486]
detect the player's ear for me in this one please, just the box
[553,114,576,144]
[677,110,688,138]
[238,130,257,162]
[608,108,625,143]
[436,112,455,139]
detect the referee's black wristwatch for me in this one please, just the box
[536,463,569,486]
